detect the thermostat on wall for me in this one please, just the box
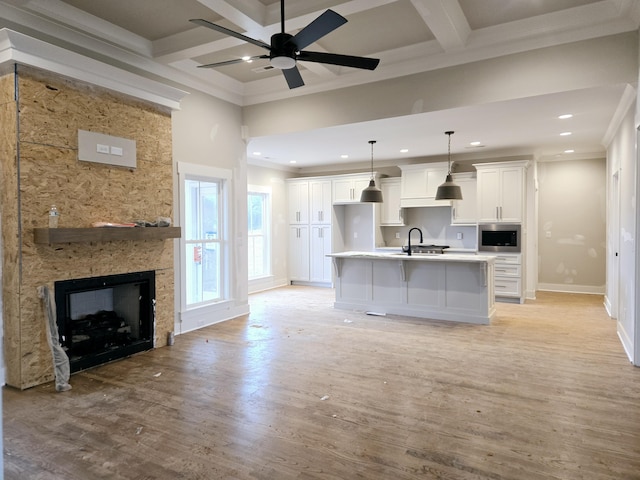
[78,130,136,168]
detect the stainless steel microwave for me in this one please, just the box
[478,224,521,253]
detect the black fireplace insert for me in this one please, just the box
[55,270,155,373]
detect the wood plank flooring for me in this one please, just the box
[4,287,640,479]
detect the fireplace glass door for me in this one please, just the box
[55,271,155,372]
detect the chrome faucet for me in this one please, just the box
[407,227,423,256]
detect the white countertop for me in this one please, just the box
[328,251,495,263]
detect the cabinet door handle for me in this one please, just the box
[452,206,456,219]
[496,206,499,220]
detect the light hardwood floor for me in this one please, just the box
[4,287,640,479]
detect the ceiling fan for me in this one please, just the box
[190,0,380,89]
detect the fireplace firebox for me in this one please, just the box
[55,271,155,373]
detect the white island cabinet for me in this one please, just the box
[327,252,496,324]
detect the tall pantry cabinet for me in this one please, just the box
[287,178,333,285]
[474,160,529,303]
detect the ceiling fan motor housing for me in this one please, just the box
[270,33,297,69]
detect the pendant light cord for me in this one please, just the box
[445,130,454,174]
[369,140,376,180]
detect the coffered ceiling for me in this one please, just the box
[1,0,639,168]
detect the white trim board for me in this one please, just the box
[537,283,605,295]
[0,28,187,110]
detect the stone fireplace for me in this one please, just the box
[1,64,180,389]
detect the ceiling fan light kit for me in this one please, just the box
[191,0,380,89]
[435,131,463,201]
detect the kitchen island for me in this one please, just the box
[328,252,496,324]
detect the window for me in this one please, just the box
[178,162,230,311]
[184,178,223,306]
[247,186,271,279]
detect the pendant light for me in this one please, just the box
[360,140,383,203]
[435,130,463,200]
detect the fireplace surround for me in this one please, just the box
[55,271,156,373]
[1,66,178,389]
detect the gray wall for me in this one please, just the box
[537,158,606,292]
[171,89,248,329]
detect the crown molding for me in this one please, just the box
[0,28,188,109]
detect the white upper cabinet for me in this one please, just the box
[332,173,372,204]
[450,172,477,225]
[380,177,404,226]
[399,162,452,207]
[474,161,529,223]
[309,179,332,224]
[287,180,309,225]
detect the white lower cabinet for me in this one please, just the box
[289,226,309,282]
[493,253,523,302]
[310,226,332,283]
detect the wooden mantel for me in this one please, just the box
[33,227,181,244]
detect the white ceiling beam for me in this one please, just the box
[9,0,153,56]
[154,0,398,65]
[410,0,470,51]
[197,0,267,38]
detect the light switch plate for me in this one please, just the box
[78,130,136,168]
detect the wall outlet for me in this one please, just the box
[395,232,400,239]
[456,232,463,240]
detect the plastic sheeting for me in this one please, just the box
[37,285,71,392]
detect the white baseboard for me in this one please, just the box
[616,321,634,364]
[603,295,614,317]
[248,275,288,295]
[537,283,605,295]
[177,301,250,335]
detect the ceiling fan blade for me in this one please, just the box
[190,19,271,51]
[297,51,380,70]
[282,66,304,89]
[289,9,347,50]
[198,55,269,68]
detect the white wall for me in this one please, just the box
[171,90,249,332]
[247,164,290,293]
[607,101,637,364]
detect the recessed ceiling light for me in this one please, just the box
[564,149,575,153]
[340,154,349,159]
[470,141,482,146]
[289,160,297,164]
[558,114,573,119]
[242,56,252,62]
[252,151,261,156]
[560,132,572,136]
[400,148,409,153]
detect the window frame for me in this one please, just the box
[177,162,231,313]
[247,185,272,280]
